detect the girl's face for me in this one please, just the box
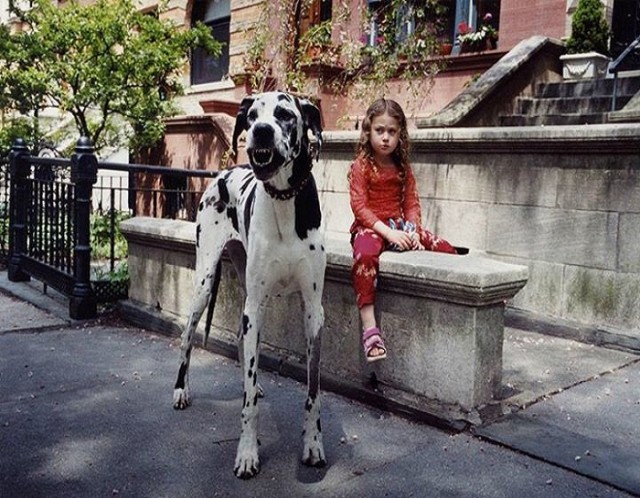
[369,112,401,164]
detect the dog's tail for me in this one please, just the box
[203,261,222,347]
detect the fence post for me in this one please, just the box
[8,138,31,283]
[69,137,98,319]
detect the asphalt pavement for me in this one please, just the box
[1,273,639,498]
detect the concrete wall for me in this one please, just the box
[317,124,640,339]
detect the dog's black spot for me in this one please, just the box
[250,356,255,369]
[242,391,247,407]
[227,206,239,232]
[242,314,249,336]
[302,429,306,436]
[253,393,258,406]
[240,173,255,195]
[196,224,201,248]
[321,245,325,252]
[201,279,205,287]
[214,178,229,213]
[309,244,315,250]
[290,127,299,156]
[253,372,257,385]
[295,176,321,240]
[243,184,256,239]
[248,369,252,378]
[316,419,322,432]
[313,282,317,291]
[305,399,312,411]
[174,362,188,389]
[198,201,204,212]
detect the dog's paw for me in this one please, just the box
[302,440,326,468]
[234,450,261,479]
[172,388,190,410]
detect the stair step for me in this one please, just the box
[514,95,630,115]
[499,114,608,126]
[535,77,640,98]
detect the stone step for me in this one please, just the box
[499,113,608,126]
[536,76,640,99]
[513,95,632,115]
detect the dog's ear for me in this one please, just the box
[232,96,255,158]
[299,98,323,161]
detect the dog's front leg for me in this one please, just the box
[234,303,264,479]
[301,299,326,467]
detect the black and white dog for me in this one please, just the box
[172,92,327,478]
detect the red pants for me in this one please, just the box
[351,227,456,309]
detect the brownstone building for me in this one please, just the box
[154,0,638,130]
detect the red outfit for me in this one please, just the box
[349,156,456,309]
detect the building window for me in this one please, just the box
[191,0,230,85]
[448,0,500,44]
[300,0,332,36]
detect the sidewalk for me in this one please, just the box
[1,274,638,497]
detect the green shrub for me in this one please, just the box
[90,210,131,261]
[566,0,610,56]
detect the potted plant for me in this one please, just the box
[438,36,453,56]
[560,0,611,79]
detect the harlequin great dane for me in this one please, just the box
[172,92,326,479]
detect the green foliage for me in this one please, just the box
[244,0,447,116]
[566,0,610,56]
[0,118,37,160]
[90,209,131,261]
[92,260,129,283]
[0,0,221,154]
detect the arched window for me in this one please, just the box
[191,0,230,85]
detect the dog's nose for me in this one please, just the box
[251,123,274,146]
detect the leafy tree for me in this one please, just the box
[0,0,221,154]
[566,0,610,56]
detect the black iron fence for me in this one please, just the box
[4,137,217,318]
[0,158,9,270]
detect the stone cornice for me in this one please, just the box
[322,124,640,156]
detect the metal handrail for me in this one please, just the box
[609,34,640,111]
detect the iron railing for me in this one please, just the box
[6,137,217,318]
[609,34,640,111]
[0,159,9,269]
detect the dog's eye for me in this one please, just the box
[274,107,295,122]
[247,109,258,123]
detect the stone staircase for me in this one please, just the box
[499,75,640,126]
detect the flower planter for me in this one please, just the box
[439,43,453,56]
[559,51,610,80]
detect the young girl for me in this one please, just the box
[349,99,457,362]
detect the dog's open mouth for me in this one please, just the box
[250,148,274,166]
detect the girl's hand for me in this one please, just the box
[411,234,425,251]
[386,229,414,250]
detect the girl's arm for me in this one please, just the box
[402,166,423,226]
[349,160,380,229]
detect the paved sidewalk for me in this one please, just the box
[1,276,639,497]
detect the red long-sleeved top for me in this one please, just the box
[349,156,422,234]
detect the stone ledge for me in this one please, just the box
[121,216,528,425]
[325,238,528,307]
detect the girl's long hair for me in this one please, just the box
[356,98,410,172]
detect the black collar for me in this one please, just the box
[263,173,311,200]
